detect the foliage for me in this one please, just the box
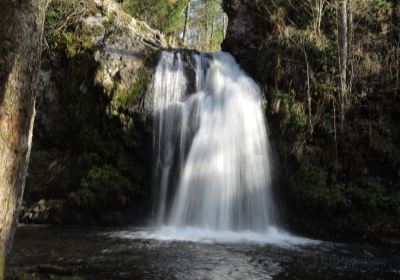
[229,0,400,238]
[123,0,189,34]
[122,0,226,50]
[45,0,97,57]
[74,165,137,210]
[289,163,350,211]
[185,0,227,51]
[345,177,388,211]
[272,90,308,159]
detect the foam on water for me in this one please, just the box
[111,226,319,246]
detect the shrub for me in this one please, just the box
[74,165,136,210]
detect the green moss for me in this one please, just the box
[95,70,115,95]
[107,11,117,24]
[96,68,151,113]
[45,0,98,59]
[118,71,151,109]
[101,69,152,125]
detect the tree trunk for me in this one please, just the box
[0,0,47,276]
[304,50,313,135]
[316,0,324,34]
[182,0,191,45]
[394,0,400,95]
[313,0,326,34]
[394,0,400,41]
[222,14,226,38]
[348,0,354,94]
[338,0,348,129]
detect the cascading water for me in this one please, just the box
[151,50,278,235]
[152,51,188,225]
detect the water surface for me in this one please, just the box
[10,225,400,279]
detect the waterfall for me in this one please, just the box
[151,50,277,233]
[152,51,188,224]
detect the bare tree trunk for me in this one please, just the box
[394,0,400,41]
[222,14,226,38]
[315,0,326,33]
[306,0,326,34]
[394,0,400,95]
[348,0,354,95]
[182,0,191,45]
[397,43,400,96]
[304,51,313,135]
[318,0,326,33]
[333,97,338,160]
[337,0,348,129]
[0,0,47,277]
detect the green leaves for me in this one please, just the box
[75,165,135,210]
[123,0,189,34]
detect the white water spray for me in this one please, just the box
[151,50,282,239]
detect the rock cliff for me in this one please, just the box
[23,0,167,225]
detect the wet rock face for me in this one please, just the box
[90,0,166,115]
[35,0,167,146]
[222,0,271,81]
